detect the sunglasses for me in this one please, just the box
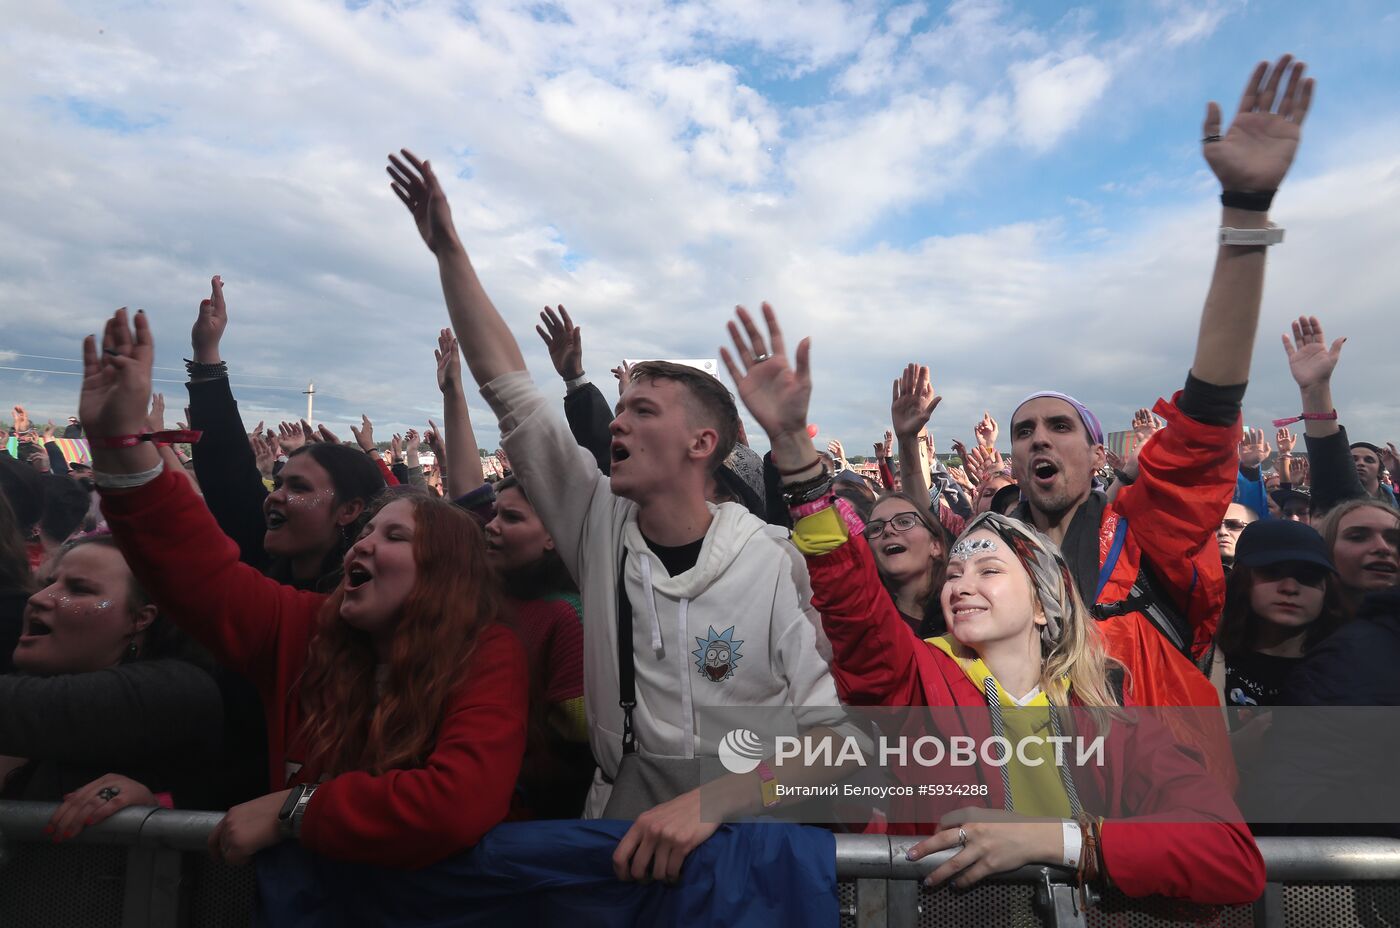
[863,512,930,540]
[1221,519,1252,532]
[1254,563,1330,588]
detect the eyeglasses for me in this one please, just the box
[1254,563,1330,587]
[1220,519,1252,533]
[863,512,930,540]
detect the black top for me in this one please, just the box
[0,659,224,806]
[643,535,704,577]
[1224,650,1301,715]
[187,376,272,570]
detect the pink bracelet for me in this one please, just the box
[92,429,203,449]
[1272,410,1338,428]
[154,792,174,809]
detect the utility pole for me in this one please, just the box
[304,381,315,422]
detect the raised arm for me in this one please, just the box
[891,363,942,526]
[434,328,485,498]
[1190,55,1313,387]
[83,309,320,679]
[387,151,525,386]
[722,305,925,704]
[1282,314,1364,510]
[184,276,274,568]
[537,305,614,473]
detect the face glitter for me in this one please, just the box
[951,537,1000,561]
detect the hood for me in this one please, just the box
[622,501,767,599]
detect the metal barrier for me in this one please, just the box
[4,801,1400,927]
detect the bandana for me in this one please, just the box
[956,511,1077,647]
[1012,391,1104,446]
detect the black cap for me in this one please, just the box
[1234,519,1335,572]
[1351,441,1384,458]
[1271,485,1311,508]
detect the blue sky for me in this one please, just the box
[3,0,1399,452]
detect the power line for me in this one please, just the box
[0,365,335,396]
[0,352,304,384]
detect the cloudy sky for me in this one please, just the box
[2,0,1398,454]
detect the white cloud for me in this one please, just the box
[1010,53,1111,150]
[1,0,1395,454]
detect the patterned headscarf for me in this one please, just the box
[952,511,1078,648]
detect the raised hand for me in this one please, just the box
[973,411,998,449]
[191,276,227,365]
[316,424,341,445]
[435,328,462,394]
[873,439,887,459]
[250,432,274,477]
[386,150,461,256]
[278,421,306,453]
[890,364,942,438]
[611,361,633,397]
[720,304,811,444]
[535,306,584,381]
[424,421,444,459]
[1238,427,1272,469]
[1381,442,1399,477]
[349,415,376,453]
[145,393,167,433]
[1131,408,1162,443]
[42,421,55,443]
[12,405,31,436]
[966,445,1004,484]
[390,433,404,463]
[946,465,974,494]
[80,309,154,441]
[884,430,894,455]
[827,439,846,469]
[1276,426,1296,456]
[1202,55,1313,193]
[1282,315,1345,389]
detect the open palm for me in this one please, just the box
[891,363,941,437]
[387,149,460,256]
[1282,315,1344,389]
[720,303,810,441]
[1203,55,1313,192]
[80,309,154,439]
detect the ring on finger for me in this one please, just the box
[98,786,121,802]
[751,352,773,364]
[957,827,969,849]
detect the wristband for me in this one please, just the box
[1272,410,1338,428]
[93,460,165,489]
[92,429,203,449]
[1062,820,1083,868]
[1219,225,1284,246]
[1220,189,1275,212]
[563,373,589,393]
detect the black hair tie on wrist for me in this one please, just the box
[1220,190,1275,212]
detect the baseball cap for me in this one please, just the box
[1234,519,1334,572]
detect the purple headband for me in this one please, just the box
[1012,391,1105,446]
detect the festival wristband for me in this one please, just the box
[1062,820,1083,869]
[92,429,203,449]
[1272,410,1338,428]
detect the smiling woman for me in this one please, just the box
[78,307,528,872]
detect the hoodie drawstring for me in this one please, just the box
[637,553,665,654]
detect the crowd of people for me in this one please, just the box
[3,52,1399,918]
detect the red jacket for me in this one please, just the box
[1093,395,1239,785]
[806,532,1264,905]
[101,467,527,869]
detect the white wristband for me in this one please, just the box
[1219,225,1284,246]
[1062,820,1083,869]
[94,459,165,489]
[563,373,589,394]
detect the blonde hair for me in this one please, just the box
[952,512,1122,711]
[1316,498,1400,556]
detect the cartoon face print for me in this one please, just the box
[693,625,744,683]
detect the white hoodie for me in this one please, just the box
[482,371,844,816]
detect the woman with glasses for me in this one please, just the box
[863,494,951,637]
[1210,520,1348,719]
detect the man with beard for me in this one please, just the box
[1008,55,1315,785]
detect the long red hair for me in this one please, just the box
[295,491,501,777]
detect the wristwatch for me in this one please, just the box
[277,784,318,839]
